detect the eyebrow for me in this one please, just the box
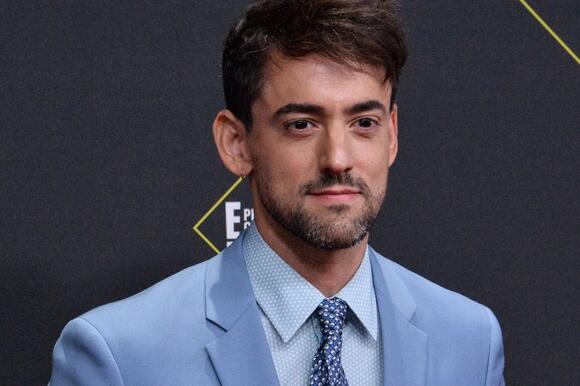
[273,103,324,119]
[272,100,387,120]
[347,100,387,115]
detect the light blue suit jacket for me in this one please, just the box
[50,231,505,385]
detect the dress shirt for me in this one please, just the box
[243,223,382,385]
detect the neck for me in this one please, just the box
[254,213,367,298]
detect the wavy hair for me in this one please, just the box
[222,0,408,129]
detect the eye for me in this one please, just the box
[353,117,380,131]
[284,119,314,132]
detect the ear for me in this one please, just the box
[387,103,399,167]
[212,109,253,177]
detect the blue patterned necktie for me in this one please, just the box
[310,297,349,386]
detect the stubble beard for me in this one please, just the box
[256,172,386,250]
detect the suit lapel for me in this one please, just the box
[370,249,428,386]
[204,233,279,386]
[202,234,427,386]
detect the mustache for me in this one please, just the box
[300,173,371,196]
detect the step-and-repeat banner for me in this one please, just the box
[2,1,577,384]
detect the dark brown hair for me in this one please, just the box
[222,0,407,129]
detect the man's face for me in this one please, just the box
[246,54,398,250]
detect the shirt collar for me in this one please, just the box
[336,249,378,340]
[243,223,378,343]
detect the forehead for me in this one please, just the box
[256,54,391,111]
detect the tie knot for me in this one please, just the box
[317,297,348,335]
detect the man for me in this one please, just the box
[51,1,505,385]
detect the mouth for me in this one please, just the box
[307,187,361,204]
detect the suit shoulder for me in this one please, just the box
[53,256,224,385]
[374,253,495,333]
[79,257,214,335]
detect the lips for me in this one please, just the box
[308,186,360,195]
[308,187,361,204]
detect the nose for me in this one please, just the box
[318,126,354,175]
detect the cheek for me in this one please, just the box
[353,142,390,177]
[264,142,315,175]
[254,148,311,192]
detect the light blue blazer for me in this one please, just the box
[50,231,505,385]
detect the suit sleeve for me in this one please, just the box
[50,317,125,386]
[484,307,506,386]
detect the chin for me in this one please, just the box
[289,216,372,250]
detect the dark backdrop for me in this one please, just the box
[1,1,578,384]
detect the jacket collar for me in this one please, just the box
[369,247,428,386]
[204,232,280,386]
[204,231,427,386]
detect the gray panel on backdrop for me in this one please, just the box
[1,0,578,384]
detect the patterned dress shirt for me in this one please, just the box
[243,223,383,385]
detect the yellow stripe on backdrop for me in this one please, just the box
[193,176,244,254]
[518,0,579,64]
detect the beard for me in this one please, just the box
[255,171,386,250]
